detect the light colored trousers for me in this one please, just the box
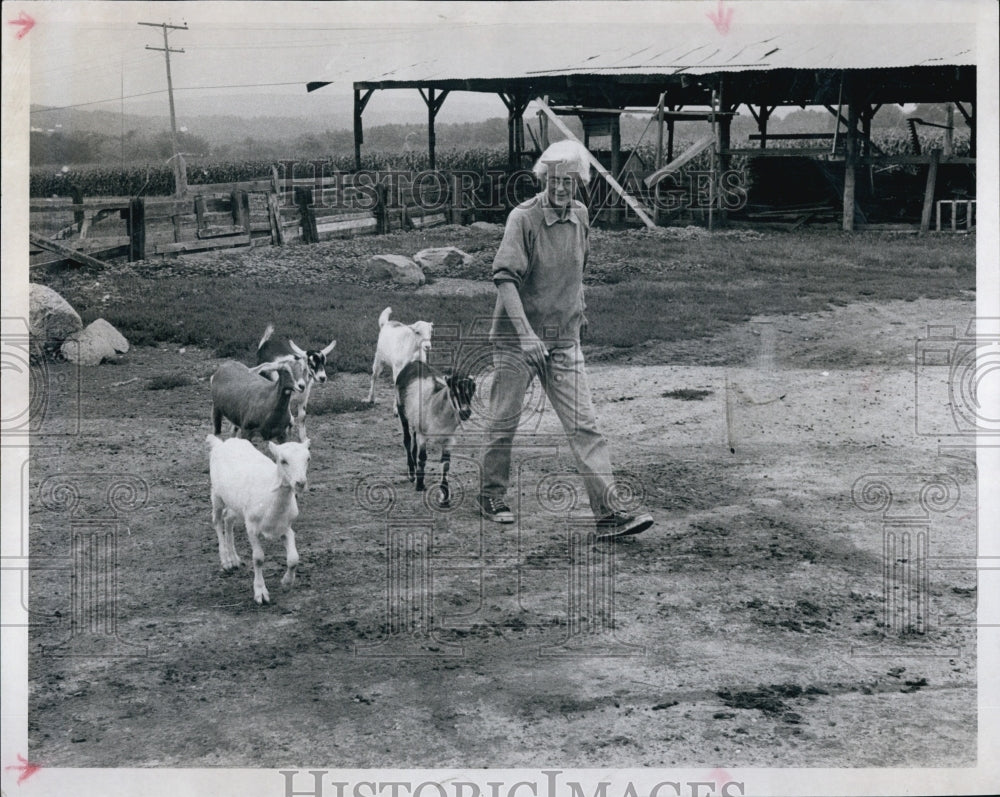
[480,342,615,517]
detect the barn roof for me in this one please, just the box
[335,22,973,83]
[324,22,976,107]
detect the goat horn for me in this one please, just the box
[288,340,307,357]
[320,340,337,356]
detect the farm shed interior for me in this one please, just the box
[309,22,977,231]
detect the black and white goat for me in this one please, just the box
[257,324,337,435]
[395,361,475,506]
[211,359,302,443]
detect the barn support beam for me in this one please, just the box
[954,101,974,156]
[419,88,450,170]
[499,93,530,170]
[748,104,775,149]
[654,94,666,170]
[610,113,622,225]
[842,98,858,232]
[920,148,942,233]
[353,88,374,170]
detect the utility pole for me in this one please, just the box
[139,21,188,197]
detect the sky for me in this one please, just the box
[21,0,984,130]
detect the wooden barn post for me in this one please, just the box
[717,106,732,228]
[499,93,516,170]
[353,88,374,171]
[920,148,941,234]
[610,114,622,226]
[655,95,665,169]
[842,95,858,232]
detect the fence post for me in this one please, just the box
[296,188,318,243]
[268,193,284,245]
[449,173,466,225]
[374,182,389,235]
[125,198,146,261]
[231,189,249,232]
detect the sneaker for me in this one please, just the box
[477,495,515,524]
[595,510,654,539]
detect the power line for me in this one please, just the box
[30,89,168,112]
[29,81,318,114]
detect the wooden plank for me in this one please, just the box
[30,201,129,213]
[748,133,835,140]
[31,243,129,268]
[643,134,715,187]
[920,149,941,234]
[198,225,246,239]
[316,216,377,234]
[536,97,655,229]
[152,235,252,254]
[29,233,112,268]
[721,147,835,157]
[190,179,274,194]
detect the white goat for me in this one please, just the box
[395,361,475,506]
[256,324,337,434]
[211,359,301,443]
[207,434,311,605]
[366,306,433,405]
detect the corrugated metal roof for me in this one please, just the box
[355,22,975,84]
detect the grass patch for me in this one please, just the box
[90,280,495,373]
[146,373,196,390]
[63,230,974,370]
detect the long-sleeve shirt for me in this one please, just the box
[490,192,589,347]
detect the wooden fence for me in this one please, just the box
[28,170,500,268]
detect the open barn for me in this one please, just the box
[316,22,976,232]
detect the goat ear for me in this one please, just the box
[288,340,307,357]
[301,438,311,449]
[321,340,337,356]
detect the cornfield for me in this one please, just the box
[28,131,971,199]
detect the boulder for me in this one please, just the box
[29,283,83,355]
[470,221,503,233]
[61,318,129,366]
[413,246,473,274]
[365,254,425,286]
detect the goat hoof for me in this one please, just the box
[255,591,270,605]
[415,483,425,492]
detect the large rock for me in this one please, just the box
[413,247,474,274]
[29,283,83,355]
[470,221,503,233]
[365,254,425,286]
[61,318,129,366]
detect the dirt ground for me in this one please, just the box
[27,292,978,769]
